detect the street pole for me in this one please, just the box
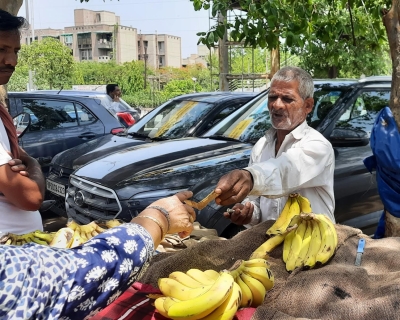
[144,45,148,89]
[26,0,34,91]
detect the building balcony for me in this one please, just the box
[97,41,113,49]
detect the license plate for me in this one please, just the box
[46,179,66,197]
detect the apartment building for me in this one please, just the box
[21,9,182,68]
[138,34,181,68]
[182,45,215,67]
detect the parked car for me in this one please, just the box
[46,92,257,216]
[31,90,141,126]
[66,76,389,237]
[8,92,127,172]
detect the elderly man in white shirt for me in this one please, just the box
[214,66,335,227]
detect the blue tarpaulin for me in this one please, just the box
[364,107,400,238]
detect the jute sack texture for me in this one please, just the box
[139,220,400,320]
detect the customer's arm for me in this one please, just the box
[0,191,195,319]
[0,147,44,211]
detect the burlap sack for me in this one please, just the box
[139,221,400,320]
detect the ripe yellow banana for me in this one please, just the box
[286,219,307,272]
[79,221,98,233]
[201,282,241,320]
[303,219,322,269]
[244,258,270,268]
[243,266,274,291]
[235,273,253,308]
[239,272,266,307]
[314,214,337,265]
[297,194,312,213]
[283,226,296,263]
[105,219,124,228]
[294,220,313,269]
[163,296,180,313]
[186,269,215,286]
[66,219,81,231]
[266,196,293,236]
[167,272,234,319]
[169,271,204,289]
[158,278,212,301]
[154,297,169,318]
[250,233,285,259]
[69,229,84,248]
[49,227,75,248]
[203,269,221,281]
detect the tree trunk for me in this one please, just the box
[270,47,280,78]
[0,0,24,107]
[382,1,400,236]
[328,66,338,78]
[0,0,23,15]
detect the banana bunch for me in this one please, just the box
[154,258,274,319]
[284,213,338,271]
[0,230,56,246]
[0,219,124,249]
[155,270,240,320]
[266,193,312,236]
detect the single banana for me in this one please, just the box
[297,194,312,213]
[158,278,212,301]
[31,236,48,246]
[283,227,296,263]
[163,296,180,314]
[203,269,221,281]
[314,214,337,265]
[95,225,107,233]
[49,227,74,248]
[69,229,84,248]
[294,220,313,269]
[79,221,98,233]
[91,230,99,237]
[303,219,322,269]
[266,196,293,235]
[66,220,81,231]
[79,228,89,242]
[169,271,204,289]
[33,231,55,244]
[201,282,241,320]
[186,269,216,286]
[286,219,307,272]
[154,297,169,318]
[250,233,285,260]
[5,238,12,245]
[167,272,234,319]
[244,258,270,268]
[242,266,274,291]
[239,272,266,307]
[235,274,253,308]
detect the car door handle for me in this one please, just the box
[78,133,96,140]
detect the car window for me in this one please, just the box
[131,100,216,139]
[21,99,92,132]
[334,90,390,136]
[75,104,95,123]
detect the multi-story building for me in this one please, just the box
[182,45,215,68]
[21,9,182,68]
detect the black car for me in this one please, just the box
[8,92,126,172]
[66,76,390,236]
[46,92,256,216]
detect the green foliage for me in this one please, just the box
[8,64,29,92]
[229,48,267,74]
[163,79,203,99]
[17,38,74,89]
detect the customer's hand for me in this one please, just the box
[146,191,196,238]
[8,158,28,177]
[224,202,254,225]
[214,169,253,206]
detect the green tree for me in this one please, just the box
[22,37,74,89]
[163,79,202,99]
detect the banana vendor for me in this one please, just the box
[0,191,196,319]
[0,10,45,236]
[214,66,336,227]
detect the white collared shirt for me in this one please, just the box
[243,121,335,226]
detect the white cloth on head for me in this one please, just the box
[243,120,335,228]
[0,119,43,236]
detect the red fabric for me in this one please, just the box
[89,282,256,320]
[0,104,19,158]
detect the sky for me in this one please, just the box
[17,0,211,58]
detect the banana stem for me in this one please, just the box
[225,259,245,279]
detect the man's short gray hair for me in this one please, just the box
[271,66,314,100]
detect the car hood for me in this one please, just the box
[51,135,148,169]
[73,137,251,190]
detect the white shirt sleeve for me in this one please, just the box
[0,120,12,166]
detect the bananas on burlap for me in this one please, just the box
[0,219,124,249]
[154,258,274,319]
[250,194,338,272]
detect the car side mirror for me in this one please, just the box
[13,112,31,139]
[329,128,370,147]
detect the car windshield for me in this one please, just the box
[127,99,216,140]
[203,85,348,144]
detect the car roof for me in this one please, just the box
[16,90,109,98]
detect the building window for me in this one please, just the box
[96,13,101,22]
[64,35,73,44]
[159,56,164,67]
[80,49,92,61]
[158,41,164,52]
[143,40,148,48]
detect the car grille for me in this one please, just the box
[66,175,121,221]
[50,166,71,180]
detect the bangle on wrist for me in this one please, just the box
[146,206,170,232]
[135,215,166,239]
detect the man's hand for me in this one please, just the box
[214,169,254,206]
[224,202,254,225]
[8,158,29,177]
[113,95,120,102]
